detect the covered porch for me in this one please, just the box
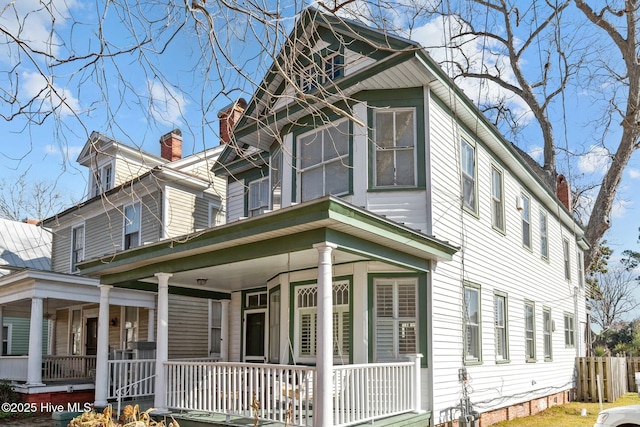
[81,197,457,426]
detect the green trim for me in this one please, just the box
[368,273,428,368]
[463,281,482,365]
[215,150,269,176]
[288,275,354,365]
[109,280,231,300]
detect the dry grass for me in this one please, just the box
[490,392,640,427]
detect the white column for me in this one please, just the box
[313,242,336,427]
[26,297,44,386]
[408,354,425,413]
[220,300,230,362]
[0,305,4,357]
[94,285,112,406]
[154,273,172,412]
[147,308,156,342]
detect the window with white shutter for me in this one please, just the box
[373,278,418,361]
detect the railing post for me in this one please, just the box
[408,354,424,414]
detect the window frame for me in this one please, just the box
[269,287,281,363]
[460,139,478,214]
[2,323,11,355]
[122,306,139,347]
[524,301,536,362]
[564,313,575,348]
[298,50,344,93]
[540,210,549,260]
[248,177,270,217]
[494,291,509,363]
[296,118,350,202]
[491,166,505,232]
[123,202,141,250]
[464,283,482,364]
[209,300,223,358]
[270,147,283,211]
[577,249,585,288]
[91,162,114,197]
[70,223,85,273]
[543,307,552,361]
[563,238,571,280]
[208,202,224,227]
[521,193,532,250]
[372,108,417,188]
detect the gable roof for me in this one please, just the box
[0,218,51,274]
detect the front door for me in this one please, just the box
[85,317,98,355]
[244,310,266,362]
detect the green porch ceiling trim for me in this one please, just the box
[105,280,231,299]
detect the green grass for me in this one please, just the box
[491,393,640,427]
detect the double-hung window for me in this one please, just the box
[543,307,552,360]
[521,194,531,249]
[295,280,350,363]
[92,163,113,197]
[540,211,549,259]
[298,119,349,202]
[494,293,508,362]
[209,300,222,358]
[373,278,418,361]
[577,250,585,288]
[461,139,477,212]
[464,285,481,362]
[270,147,283,211]
[563,239,571,280]
[123,202,140,250]
[525,301,536,361]
[209,203,224,227]
[374,109,416,187]
[248,177,269,217]
[564,313,575,347]
[2,324,10,355]
[71,224,85,272]
[491,167,504,231]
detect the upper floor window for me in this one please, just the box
[374,109,416,188]
[521,193,531,249]
[461,139,477,213]
[373,277,418,362]
[92,163,113,197]
[209,203,224,227]
[298,119,349,202]
[71,224,85,272]
[299,51,344,93]
[563,238,571,280]
[464,284,481,363]
[123,202,140,250]
[248,177,269,217]
[577,249,585,288]
[270,147,283,211]
[540,211,549,259]
[491,166,504,231]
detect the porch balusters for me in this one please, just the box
[95,284,112,406]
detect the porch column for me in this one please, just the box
[147,308,155,342]
[94,285,112,406]
[154,272,172,412]
[0,305,4,357]
[220,300,229,361]
[313,242,337,427]
[26,297,44,386]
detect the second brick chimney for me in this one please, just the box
[556,174,571,211]
[160,129,183,162]
[217,98,247,144]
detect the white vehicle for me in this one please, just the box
[594,405,640,427]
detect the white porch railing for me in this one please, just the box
[164,357,422,427]
[42,355,97,381]
[165,361,316,426]
[0,356,28,381]
[107,359,155,400]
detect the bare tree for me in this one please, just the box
[0,172,72,222]
[590,265,640,333]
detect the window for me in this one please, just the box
[491,167,504,231]
[71,224,85,272]
[246,292,267,308]
[298,119,349,202]
[521,194,531,249]
[577,250,585,288]
[563,239,571,280]
[464,285,481,362]
[374,278,418,361]
[494,293,508,362]
[374,109,416,187]
[525,301,535,361]
[271,147,283,211]
[123,203,141,250]
[1,324,10,355]
[124,306,138,346]
[543,307,552,360]
[70,309,82,355]
[540,211,549,259]
[295,280,349,363]
[299,51,343,92]
[461,139,477,212]
[269,289,281,363]
[209,203,224,227]
[209,300,222,358]
[92,163,114,197]
[564,313,575,347]
[248,177,269,217]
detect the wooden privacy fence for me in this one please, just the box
[626,357,640,392]
[576,357,627,402]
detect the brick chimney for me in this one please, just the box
[23,219,39,225]
[556,174,571,211]
[160,129,182,161]
[217,98,247,144]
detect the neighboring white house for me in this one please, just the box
[76,8,588,427]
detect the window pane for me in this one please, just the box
[300,132,322,169]
[376,151,394,186]
[396,149,414,185]
[376,284,393,317]
[325,121,349,159]
[325,161,349,196]
[300,168,323,202]
[375,321,394,360]
[125,204,139,234]
[398,284,416,318]
[398,321,416,354]
[375,112,394,148]
[395,111,414,147]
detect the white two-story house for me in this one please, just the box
[77,8,588,427]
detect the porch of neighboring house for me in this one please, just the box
[0,269,156,405]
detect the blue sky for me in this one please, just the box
[0,0,638,262]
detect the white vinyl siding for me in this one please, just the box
[373,278,418,362]
[373,109,416,187]
[494,293,508,362]
[460,139,477,213]
[297,119,349,202]
[464,285,481,363]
